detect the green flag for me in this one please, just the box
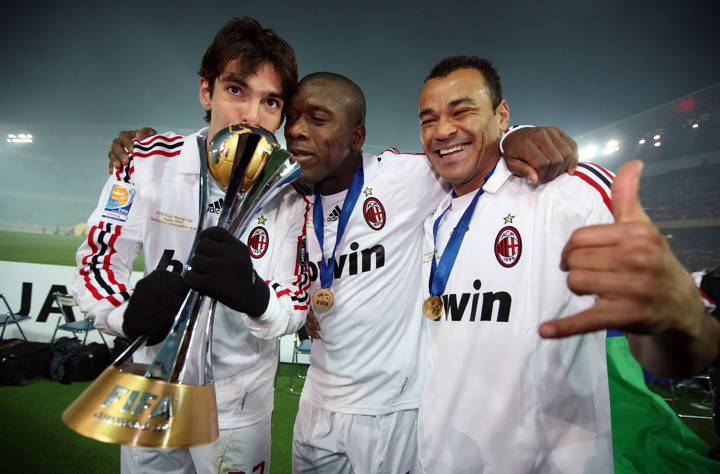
[608,336,720,473]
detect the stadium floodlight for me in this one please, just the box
[654,141,662,147]
[692,122,700,129]
[602,139,620,155]
[638,138,646,145]
[653,134,661,140]
[580,144,598,160]
[6,132,33,144]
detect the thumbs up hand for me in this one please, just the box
[539,160,705,341]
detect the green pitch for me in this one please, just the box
[0,364,304,473]
[0,231,144,271]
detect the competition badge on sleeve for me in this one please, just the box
[62,124,301,449]
[425,167,495,320]
[311,164,365,313]
[101,184,135,222]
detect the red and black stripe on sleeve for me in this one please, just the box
[573,162,615,213]
[79,220,131,307]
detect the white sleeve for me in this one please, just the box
[499,124,535,156]
[70,169,143,337]
[555,162,615,230]
[376,149,449,216]
[242,192,310,339]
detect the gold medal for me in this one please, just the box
[422,296,443,320]
[312,288,335,313]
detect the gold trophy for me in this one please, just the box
[62,124,301,448]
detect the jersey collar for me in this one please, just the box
[481,157,513,194]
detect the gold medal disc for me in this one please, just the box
[312,288,335,313]
[422,296,443,320]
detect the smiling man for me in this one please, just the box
[416,54,615,473]
[415,55,715,473]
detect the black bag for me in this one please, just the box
[0,338,53,386]
[60,342,111,384]
[49,337,82,382]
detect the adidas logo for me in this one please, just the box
[326,205,341,222]
[208,198,224,215]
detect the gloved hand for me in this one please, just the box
[185,226,270,318]
[122,269,189,345]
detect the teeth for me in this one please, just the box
[439,145,465,156]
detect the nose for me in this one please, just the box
[241,101,262,127]
[434,116,457,141]
[285,116,308,140]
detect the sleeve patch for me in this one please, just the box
[101,184,136,222]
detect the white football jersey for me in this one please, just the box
[72,129,310,429]
[418,159,616,473]
[301,150,446,415]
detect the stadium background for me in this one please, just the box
[1,0,719,472]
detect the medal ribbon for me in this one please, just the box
[429,167,496,297]
[313,165,365,289]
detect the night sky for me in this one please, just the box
[0,0,718,225]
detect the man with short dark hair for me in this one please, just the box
[75,17,309,474]
[415,55,717,473]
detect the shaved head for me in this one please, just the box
[298,72,366,126]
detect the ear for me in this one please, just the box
[495,99,510,132]
[199,77,212,111]
[351,124,367,153]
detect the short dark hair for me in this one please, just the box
[425,56,503,109]
[199,17,298,122]
[298,72,366,126]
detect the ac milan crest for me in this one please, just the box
[494,226,522,268]
[363,197,386,230]
[248,226,269,259]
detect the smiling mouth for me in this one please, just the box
[435,142,471,158]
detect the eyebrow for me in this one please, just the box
[221,74,248,87]
[419,97,476,118]
[267,92,284,102]
[449,97,476,107]
[306,104,334,116]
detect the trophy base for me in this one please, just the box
[62,364,218,448]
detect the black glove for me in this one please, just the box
[122,270,189,345]
[185,226,270,317]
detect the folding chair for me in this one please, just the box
[289,335,311,395]
[0,292,31,341]
[51,292,108,348]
